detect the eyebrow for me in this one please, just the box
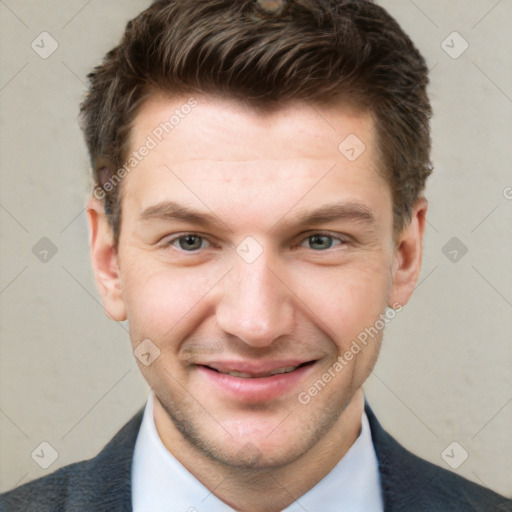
[274,202,377,231]
[138,201,227,230]
[137,200,377,231]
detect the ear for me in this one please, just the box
[86,196,127,321]
[389,198,428,308]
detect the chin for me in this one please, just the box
[211,438,310,471]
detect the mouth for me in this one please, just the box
[200,360,316,378]
[195,359,318,402]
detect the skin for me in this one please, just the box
[87,93,427,511]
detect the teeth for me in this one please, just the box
[221,366,299,378]
[270,366,297,375]
[226,371,254,378]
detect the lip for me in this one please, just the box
[195,359,317,402]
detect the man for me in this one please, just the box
[1,0,510,510]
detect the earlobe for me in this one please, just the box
[389,198,428,308]
[86,197,127,321]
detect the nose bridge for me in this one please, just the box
[216,251,294,347]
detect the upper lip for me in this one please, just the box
[197,359,316,377]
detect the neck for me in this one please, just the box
[153,389,364,512]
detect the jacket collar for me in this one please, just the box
[76,401,501,511]
[79,404,389,511]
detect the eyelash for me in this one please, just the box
[162,231,348,253]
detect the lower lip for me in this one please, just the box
[196,363,316,403]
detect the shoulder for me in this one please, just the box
[0,408,144,512]
[365,403,512,512]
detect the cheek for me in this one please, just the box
[291,259,392,346]
[121,264,212,342]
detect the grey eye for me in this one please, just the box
[306,234,336,250]
[176,235,204,251]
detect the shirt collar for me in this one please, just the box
[132,391,383,511]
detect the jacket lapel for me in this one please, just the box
[65,408,144,511]
[365,402,428,512]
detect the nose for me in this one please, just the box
[215,252,295,348]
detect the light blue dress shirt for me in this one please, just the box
[132,392,384,511]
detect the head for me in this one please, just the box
[84,0,432,470]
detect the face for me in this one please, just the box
[88,93,426,469]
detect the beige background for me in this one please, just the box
[1,0,511,499]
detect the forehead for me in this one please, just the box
[129,93,376,165]
[121,93,391,232]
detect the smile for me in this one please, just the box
[202,361,315,378]
[196,360,318,402]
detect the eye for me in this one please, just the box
[299,233,345,251]
[165,234,211,252]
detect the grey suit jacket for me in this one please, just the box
[1,404,510,511]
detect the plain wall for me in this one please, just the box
[1,0,511,498]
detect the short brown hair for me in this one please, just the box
[80,0,432,247]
